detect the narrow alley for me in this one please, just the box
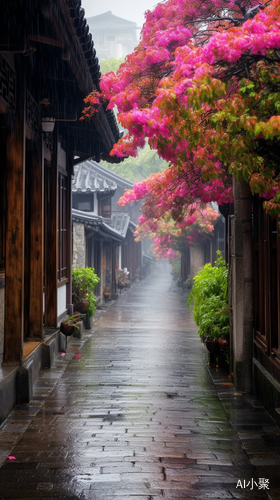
[0,268,280,500]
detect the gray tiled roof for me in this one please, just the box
[72,209,103,226]
[99,222,125,241]
[72,209,125,241]
[89,160,134,188]
[72,160,135,241]
[73,160,117,193]
[73,159,133,191]
[110,212,130,238]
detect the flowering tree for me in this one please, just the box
[134,204,220,259]
[82,0,280,222]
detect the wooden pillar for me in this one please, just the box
[4,76,25,364]
[190,244,204,278]
[129,234,133,279]
[181,251,185,284]
[210,238,213,266]
[240,180,254,392]
[66,146,73,314]
[112,244,117,294]
[44,132,58,327]
[27,139,43,338]
[137,239,141,277]
[231,177,253,392]
[105,239,112,288]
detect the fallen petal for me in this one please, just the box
[7,456,16,460]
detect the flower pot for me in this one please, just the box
[205,340,220,353]
[60,322,75,336]
[218,338,229,351]
[83,315,94,330]
[103,292,110,299]
[81,299,89,312]
[205,340,220,365]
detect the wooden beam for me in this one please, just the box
[41,1,93,94]
[27,138,44,339]
[27,34,64,48]
[66,144,73,311]
[4,74,25,364]
[93,107,118,155]
[44,133,58,327]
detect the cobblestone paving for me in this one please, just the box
[0,269,280,499]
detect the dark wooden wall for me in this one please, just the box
[0,131,7,271]
[253,197,280,384]
[4,72,25,363]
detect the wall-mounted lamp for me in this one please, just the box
[42,117,55,133]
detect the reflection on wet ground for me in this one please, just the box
[0,268,279,499]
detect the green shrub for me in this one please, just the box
[187,252,229,342]
[85,292,97,319]
[171,257,181,282]
[72,267,100,318]
[183,277,193,289]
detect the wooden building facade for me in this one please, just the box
[222,180,280,425]
[252,197,280,420]
[72,160,153,303]
[0,0,120,420]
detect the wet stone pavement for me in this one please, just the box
[0,268,280,500]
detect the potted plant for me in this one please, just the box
[134,268,140,282]
[117,269,129,290]
[60,312,84,337]
[103,286,110,300]
[72,267,100,329]
[187,252,229,363]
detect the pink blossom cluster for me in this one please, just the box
[134,203,220,259]
[82,0,280,223]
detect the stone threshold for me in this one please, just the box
[23,342,41,359]
[0,328,62,423]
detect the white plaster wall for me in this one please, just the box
[118,245,122,269]
[0,287,4,364]
[58,146,66,169]
[57,284,67,318]
[93,193,98,214]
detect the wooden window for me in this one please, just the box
[73,193,93,212]
[253,197,280,360]
[253,198,266,340]
[106,34,116,42]
[99,196,111,218]
[118,33,133,41]
[270,218,278,351]
[58,173,67,281]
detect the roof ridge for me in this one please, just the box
[87,11,137,26]
[86,160,134,186]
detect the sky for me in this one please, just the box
[81,0,160,29]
